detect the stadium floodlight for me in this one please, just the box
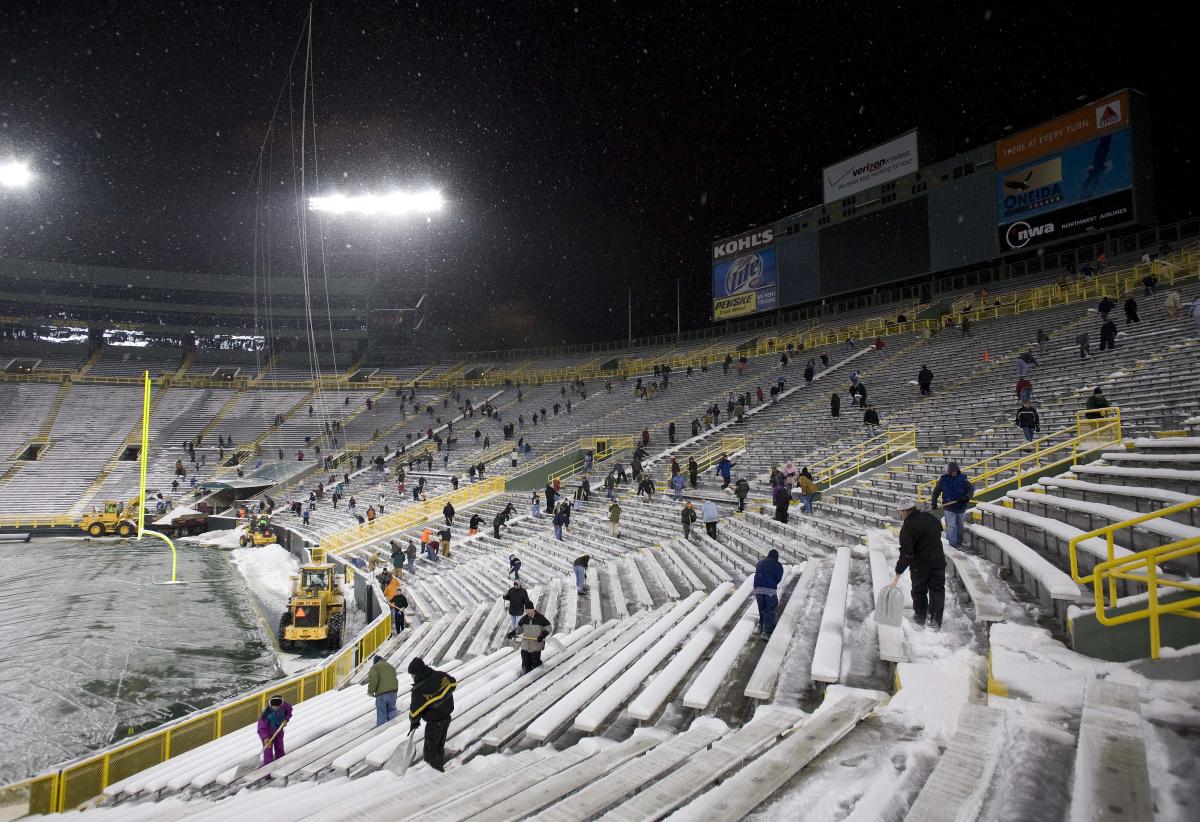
[0,159,33,188]
[309,189,444,216]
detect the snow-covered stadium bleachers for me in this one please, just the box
[4,254,1200,820]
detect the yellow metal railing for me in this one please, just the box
[321,477,506,555]
[548,435,636,484]
[1070,498,1200,660]
[10,601,393,814]
[919,408,1122,501]
[673,435,748,477]
[808,427,917,489]
[0,513,78,529]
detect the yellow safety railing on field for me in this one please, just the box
[807,427,917,490]
[919,408,1122,501]
[0,513,78,530]
[321,477,506,556]
[1070,498,1200,660]
[6,598,393,815]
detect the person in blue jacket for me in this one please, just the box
[715,455,734,489]
[930,461,973,549]
[753,549,784,639]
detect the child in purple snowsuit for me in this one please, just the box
[257,695,292,765]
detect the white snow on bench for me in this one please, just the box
[606,705,806,822]
[1131,436,1200,449]
[1100,451,1200,464]
[974,502,1132,564]
[1039,476,1196,506]
[867,542,907,663]
[944,545,1005,622]
[575,584,732,732]
[1007,489,1200,541]
[1071,464,1200,483]
[745,559,819,698]
[902,704,1006,822]
[966,523,1081,602]
[667,691,882,821]
[683,569,794,709]
[537,719,729,822]
[1069,679,1154,822]
[628,577,753,721]
[811,547,852,684]
[526,595,702,741]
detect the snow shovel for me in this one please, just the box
[385,727,418,777]
[233,721,287,779]
[875,582,904,627]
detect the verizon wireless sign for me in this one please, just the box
[823,130,919,203]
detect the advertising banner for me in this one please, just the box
[712,228,777,320]
[997,129,1131,225]
[822,130,919,203]
[999,190,1133,252]
[996,91,1129,170]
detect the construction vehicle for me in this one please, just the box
[277,562,346,651]
[80,498,140,538]
[239,512,278,547]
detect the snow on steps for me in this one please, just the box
[466,729,668,822]
[536,718,729,822]
[442,627,595,757]
[527,595,703,741]
[667,689,884,822]
[945,544,1005,622]
[320,749,554,821]
[420,741,601,821]
[482,610,662,748]
[1070,463,1200,493]
[744,558,822,699]
[811,546,852,684]
[605,704,807,822]
[682,568,796,710]
[640,545,681,600]
[902,704,1006,822]
[867,542,908,663]
[1068,679,1154,822]
[574,584,732,733]
[628,577,753,721]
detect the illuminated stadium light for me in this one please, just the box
[308,189,444,215]
[0,159,33,188]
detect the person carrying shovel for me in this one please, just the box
[257,695,292,765]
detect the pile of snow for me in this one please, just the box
[151,505,201,526]
[183,526,245,550]
[231,543,300,616]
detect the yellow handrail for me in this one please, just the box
[1071,498,1200,659]
[919,407,1122,501]
[548,435,636,485]
[807,427,917,489]
[321,476,506,555]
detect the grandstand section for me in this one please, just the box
[0,243,1196,822]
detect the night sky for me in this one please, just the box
[1,2,1193,349]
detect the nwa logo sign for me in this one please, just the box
[999,190,1134,253]
[1004,220,1055,249]
[713,229,774,261]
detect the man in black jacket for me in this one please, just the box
[516,602,553,674]
[408,656,456,772]
[917,365,933,396]
[503,581,530,638]
[892,498,946,631]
